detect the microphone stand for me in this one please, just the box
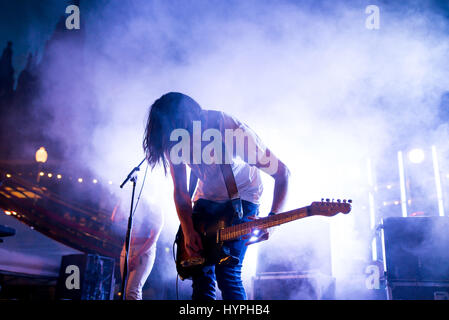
[119,158,145,300]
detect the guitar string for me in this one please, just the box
[221,203,344,240]
[222,209,307,241]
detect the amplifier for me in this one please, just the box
[256,218,332,275]
[382,217,449,282]
[251,271,335,300]
[388,281,449,300]
[56,254,116,300]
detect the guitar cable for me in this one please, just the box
[176,273,179,300]
[172,171,197,300]
[172,237,180,300]
[131,162,149,217]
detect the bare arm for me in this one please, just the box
[169,161,203,256]
[170,162,194,232]
[221,113,290,213]
[256,148,290,214]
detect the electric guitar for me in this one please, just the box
[175,199,352,280]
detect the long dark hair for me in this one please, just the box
[143,92,202,173]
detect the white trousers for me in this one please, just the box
[120,245,156,300]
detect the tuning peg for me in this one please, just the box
[348,199,352,203]
[326,198,330,202]
[321,198,324,202]
[343,199,347,203]
[337,199,341,203]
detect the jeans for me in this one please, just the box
[191,198,259,300]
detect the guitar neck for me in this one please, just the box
[219,207,310,242]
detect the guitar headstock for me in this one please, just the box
[309,199,352,217]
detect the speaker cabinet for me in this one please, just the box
[251,271,335,300]
[382,217,449,282]
[388,281,449,300]
[256,218,332,275]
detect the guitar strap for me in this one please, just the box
[188,110,243,219]
[219,163,243,219]
[188,164,243,219]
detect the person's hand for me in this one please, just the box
[243,215,276,246]
[184,228,204,258]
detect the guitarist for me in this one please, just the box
[143,92,290,300]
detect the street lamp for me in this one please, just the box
[35,147,48,183]
[35,147,48,164]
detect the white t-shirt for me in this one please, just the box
[190,110,264,204]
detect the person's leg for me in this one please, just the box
[216,261,247,300]
[120,245,156,300]
[124,269,139,300]
[191,265,217,300]
[125,245,157,300]
[216,200,259,300]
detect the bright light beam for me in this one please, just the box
[397,151,408,217]
[431,146,445,217]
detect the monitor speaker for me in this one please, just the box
[382,217,449,282]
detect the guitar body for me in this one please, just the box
[175,211,238,280]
